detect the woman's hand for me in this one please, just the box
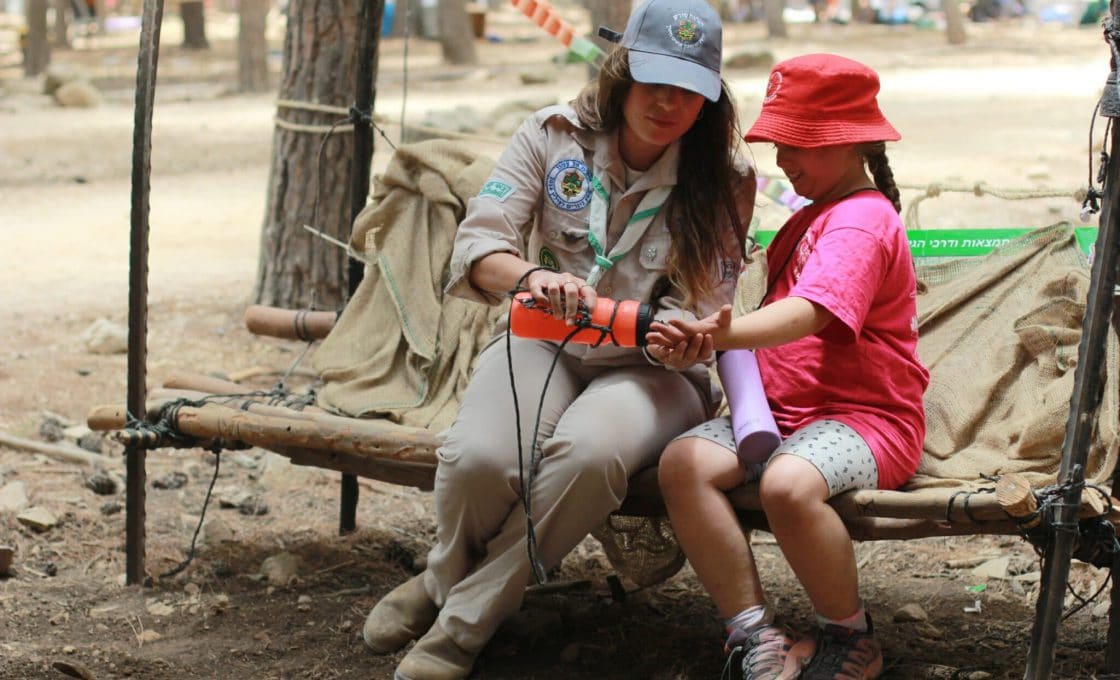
[647,305,733,349]
[524,269,598,323]
[644,331,714,369]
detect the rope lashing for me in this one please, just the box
[902,180,1088,230]
[116,390,314,451]
[274,98,355,134]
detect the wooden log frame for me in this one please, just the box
[87,393,1120,541]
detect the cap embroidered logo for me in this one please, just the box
[763,71,782,104]
[669,13,702,47]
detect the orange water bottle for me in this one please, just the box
[509,291,654,347]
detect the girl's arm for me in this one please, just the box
[647,296,833,351]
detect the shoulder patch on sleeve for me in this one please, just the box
[479,180,516,202]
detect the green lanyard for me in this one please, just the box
[585,170,671,288]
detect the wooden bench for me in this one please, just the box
[87,222,1120,672]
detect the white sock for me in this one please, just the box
[725,603,776,645]
[816,606,868,633]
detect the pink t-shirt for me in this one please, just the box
[757,191,929,490]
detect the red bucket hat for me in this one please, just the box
[744,53,900,148]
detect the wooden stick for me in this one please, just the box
[147,388,320,421]
[162,371,256,395]
[996,472,1041,529]
[0,430,120,469]
[624,467,1110,524]
[226,365,318,383]
[87,400,442,463]
[275,445,436,490]
[243,305,336,341]
[995,472,1108,526]
[174,403,441,463]
[88,390,323,432]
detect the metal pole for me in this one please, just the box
[1107,549,1120,672]
[339,0,384,535]
[125,0,165,585]
[1024,19,1120,675]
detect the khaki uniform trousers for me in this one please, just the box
[423,335,708,652]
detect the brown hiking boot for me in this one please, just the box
[394,620,478,680]
[363,573,439,654]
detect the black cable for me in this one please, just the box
[159,449,221,579]
[308,115,354,244]
[507,266,625,584]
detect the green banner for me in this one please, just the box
[755,227,1098,258]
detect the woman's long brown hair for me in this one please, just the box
[571,48,745,306]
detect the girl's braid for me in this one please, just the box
[864,142,901,213]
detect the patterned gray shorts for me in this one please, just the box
[674,417,878,497]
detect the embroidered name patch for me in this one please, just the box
[545,159,592,212]
[479,180,516,202]
[538,247,560,271]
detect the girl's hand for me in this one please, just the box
[646,305,733,348]
[525,269,597,323]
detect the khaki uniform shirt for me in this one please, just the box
[446,104,756,399]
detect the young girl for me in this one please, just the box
[361,2,755,679]
[649,54,929,680]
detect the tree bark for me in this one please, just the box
[94,0,107,33]
[944,0,967,45]
[180,0,210,49]
[24,0,50,76]
[584,0,628,78]
[438,0,477,65]
[255,0,370,309]
[53,0,71,48]
[763,0,787,38]
[238,0,270,92]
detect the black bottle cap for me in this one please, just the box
[634,303,655,347]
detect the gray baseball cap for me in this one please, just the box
[599,0,723,102]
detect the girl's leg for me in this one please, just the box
[660,421,814,680]
[658,435,760,619]
[760,454,859,619]
[758,420,878,621]
[760,420,883,680]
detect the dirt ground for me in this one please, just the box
[1,6,1119,679]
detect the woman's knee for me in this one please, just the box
[547,440,629,502]
[437,438,514,491]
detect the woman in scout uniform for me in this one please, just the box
[362,1,755,678]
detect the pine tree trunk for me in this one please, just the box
[181,0,210,48]
[764,0,787,38]
[254,0,367,309]
[53,0,71,48]
[944,0,967,44]
[94,0,107,33]
[585,0,628,78]
[438,0,477,65]
[238,0,270,92]
[24,0,50,76]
